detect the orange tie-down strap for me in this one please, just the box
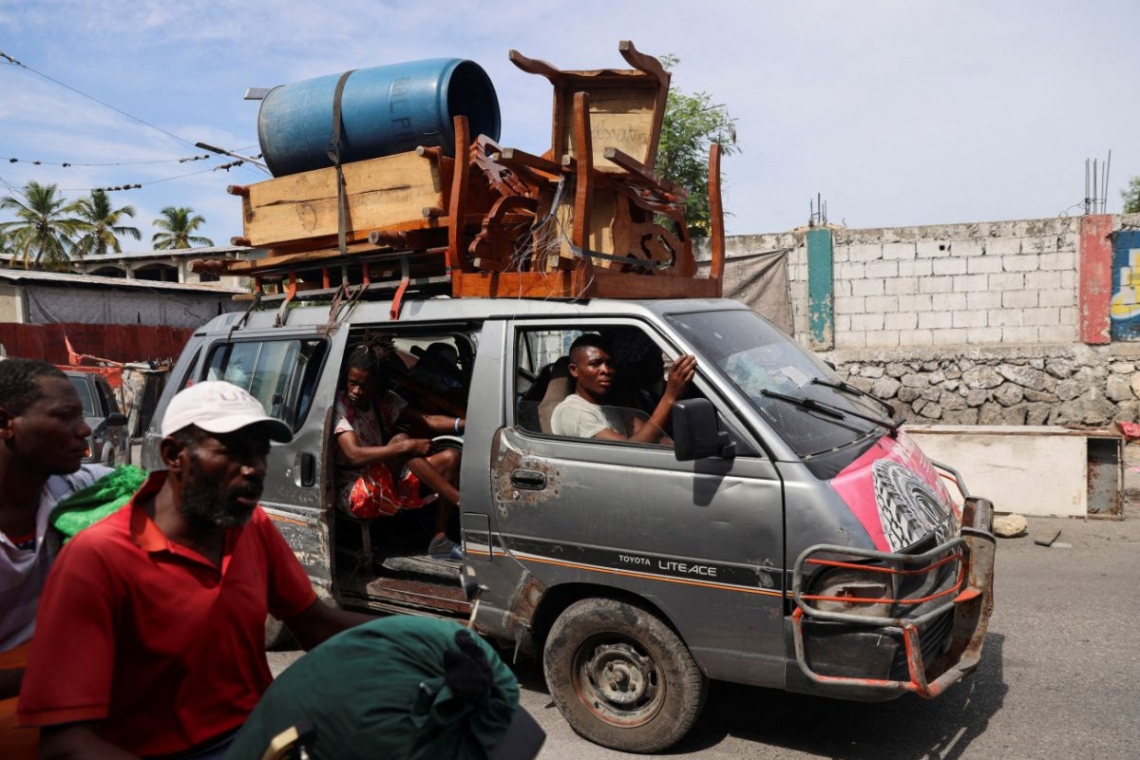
[1,642,40,760]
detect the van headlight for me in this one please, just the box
[808,568,896,618]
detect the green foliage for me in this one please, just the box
[74,190,141,258]
[656,54,738,237]
[1124,176,1140,215]
[152,206,213,250]
[0,181,86,269]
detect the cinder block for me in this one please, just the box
[1002,326,1040,343]
[1060,270,1076,290]
[953,310,989,328]
[865,295,900,313]
[849,244,883,263]
[1039,288,1074,307]
[966,326,1003,344]
[952,274,988,293]
[882,242,918,260]
[885,277,918,295]
[919,311,953,330]
[1024,307,1060,326]
[865,261,899,279]
[834,295,865,315]
[915,241,952,259]
[899,329,934,346]
[988,309,1024,327]
[865,330,901,348]
[897,259,933,277]
[832,245,850,263]
[949,239,985,257]
[932,292,968,311]
[1024,271,1062,290]
[836,262,866,280]
[966,256,1004,274]
[851,313,885,332]
[1001,254,1039,272]
[885,311,918,330]
[919,277,954,294]
[1002,290,1039,309]
[834,313,851,333]
[836,332,868,349]
[1053,323,1079,341]
[898,294,933,312]
[1059,305,1078,326]
[988,272,1025,291]
[932,258,968,276]
[851,278,884,297]
[987,237,1023,256]
[967,290,1002,310]
[932,328,969,345]
[834,279,852,297]
[1039,252,1076,271]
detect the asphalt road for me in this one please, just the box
[268,511,1140,759]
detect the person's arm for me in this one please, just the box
[335,429,431,467]
[593,355,698,444]
[398,406,465,436]
[0,667,22,700]
[39,723,141,760]
[283,598,372,651]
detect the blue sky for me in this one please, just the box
[1,0,1138,252]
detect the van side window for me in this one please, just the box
[204,339,327,430]
[515,326,697,446]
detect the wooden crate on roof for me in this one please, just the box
[233,150,450,249]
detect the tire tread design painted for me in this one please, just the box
[543,598,707,753]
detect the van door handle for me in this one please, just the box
[510,469,547,491]
[295,452,316,487]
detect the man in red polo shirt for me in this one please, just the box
[17,381,370,759]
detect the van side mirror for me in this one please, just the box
[673,399,735,461]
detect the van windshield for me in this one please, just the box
[666,309,891,458]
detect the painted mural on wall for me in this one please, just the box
[1110,230,1140,340]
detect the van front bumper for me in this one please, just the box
[789,496,996,699]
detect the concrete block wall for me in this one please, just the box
[828,218,1080,349]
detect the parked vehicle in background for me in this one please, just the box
[65,370,129,466]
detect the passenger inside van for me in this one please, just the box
[551,333,697,444]
[333,339,464,560]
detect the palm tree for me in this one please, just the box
[73,190,141,258]
[0,181,86,269]
[152,206,213,250]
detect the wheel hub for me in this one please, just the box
[586,644,652,705]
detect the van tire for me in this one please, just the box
[543,598,707,753]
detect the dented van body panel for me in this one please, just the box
[144,295,995,742]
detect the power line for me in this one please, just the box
[7,154,214,168]
[1,49,206,151]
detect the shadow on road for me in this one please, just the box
[512,632,1007,759]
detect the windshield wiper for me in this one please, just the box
[760,389,901,437]
[810,377,897,417]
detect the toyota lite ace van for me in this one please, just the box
[142,295,995,753]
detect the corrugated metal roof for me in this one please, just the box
[73,245,265,262]
[0,268,245,294]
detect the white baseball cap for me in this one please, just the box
[161,380,293,443]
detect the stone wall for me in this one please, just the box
[821,343,1140,427]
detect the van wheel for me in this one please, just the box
[543,598,707,753]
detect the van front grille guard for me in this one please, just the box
[791,496,996,698]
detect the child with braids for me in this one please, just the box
[333,336,465,559]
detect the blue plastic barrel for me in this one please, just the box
[257,59,501,177]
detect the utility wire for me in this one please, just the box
[56,161,249,193]
[7,155,214,168]
[1,49,205,151]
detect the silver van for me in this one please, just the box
[143,295,995,753]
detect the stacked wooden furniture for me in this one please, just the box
[216,41,725,310]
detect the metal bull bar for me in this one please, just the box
[790,496,996,698]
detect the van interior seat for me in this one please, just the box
[518,357,572,433]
